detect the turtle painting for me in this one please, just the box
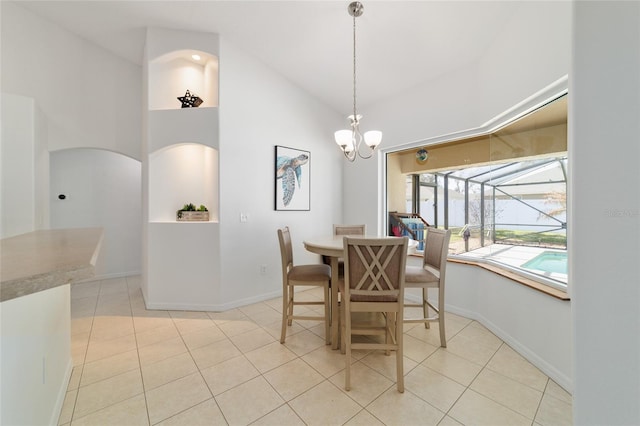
[276,153,309,207]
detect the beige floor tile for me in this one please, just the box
[437,415,464,425]
[135,323,180,348]
[288,381,362,426]
[251,404,305,426]
[190,338,242,370]
[245,307,282,325]
[263,318,305,340]
[137,336,187,366]
[71,294,98,313]
[344,409,385,426]
[359,352,418,383]
[169,310,210,321]
[366,387,445,426]
[174,317,215,335]
[200,355,260,396]
[264,358,325,401]
[280,329,326,356]
[89,316,134,342]
[441,334,499,366]
[422,348,483,386]
[238,301,274,317]
[98,278,129,296]
[132,314,173,334]
[229,327,277,353]
[448,389,531,426]
[404,323,446,347]
[301,345,346,378]
[80,350,139,387]
[141,352,198,390]
[404,364,466,412]
[245,341,300,373]
[71,317,94,336]
[68,367,83,391]
[457,321,503,350]
[215,376,285,425]
[146,372,212,425]
[535,393,573,426]
[58,390,77,425]
[470,368,543,419]
[71,282,101,299]
[403,333,439,363]
[545,379,572,404]
[73,369,143,419]
[207,308,247,323]
[180,324,227,351]
[155,398,226,426]
[84,333,137,363]
[486,344,548,391]
[218,318,260,337]
[329,361,394,406]
[71,394,148,426]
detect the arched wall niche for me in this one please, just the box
[148,143,219,223]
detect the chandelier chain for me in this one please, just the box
[352,11,357,121]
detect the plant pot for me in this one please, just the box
[177,211,209,221]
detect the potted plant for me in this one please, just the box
[177,203,209,221]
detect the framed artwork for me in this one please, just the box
[275,145,310,211]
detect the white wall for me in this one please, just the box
[0,2,141,159]
[1,94,49,238]
[571,2,640,424]
[50,149,141,278]
[217,38,344,307]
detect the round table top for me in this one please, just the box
[303,235,416,257]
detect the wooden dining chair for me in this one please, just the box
[339,236,408,392]
[325,224,366,276]
[404,227,451,347]
[277,227,331,344]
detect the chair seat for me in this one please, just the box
[289,264,331,281]
[405,265,439,286]
[338,279,398,302]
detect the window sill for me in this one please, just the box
[447,257,570,301]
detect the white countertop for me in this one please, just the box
[1,228,103,302]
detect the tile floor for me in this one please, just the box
[59,276,573,426]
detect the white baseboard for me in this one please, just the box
[143,289,282,312]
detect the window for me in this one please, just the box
[387,95,567,289]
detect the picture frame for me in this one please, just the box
[275,145,310,211]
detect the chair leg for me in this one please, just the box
[287,285,294,326]
[396,312,404,393]
[324,284,331,345]
[280,285,288,344]
[344,301,351,391]
[423,287,430,329]
[439,310,446,348]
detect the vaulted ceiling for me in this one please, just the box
[15,1,523,113]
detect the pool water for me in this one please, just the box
[521,251,567,274]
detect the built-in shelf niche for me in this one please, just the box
[148,143,219,223]
[148,49,218,111]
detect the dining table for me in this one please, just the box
[303,235,417,349]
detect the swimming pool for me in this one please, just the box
[521,251,567,274]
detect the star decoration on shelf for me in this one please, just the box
[177,90,203,108]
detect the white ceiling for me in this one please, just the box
[16,1,522,114]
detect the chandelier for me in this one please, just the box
[334,1,382,162]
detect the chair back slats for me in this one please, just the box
[344,237,407,300]
[278,227,294,274]
[334,224,366,236]
[423,228,450,271]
